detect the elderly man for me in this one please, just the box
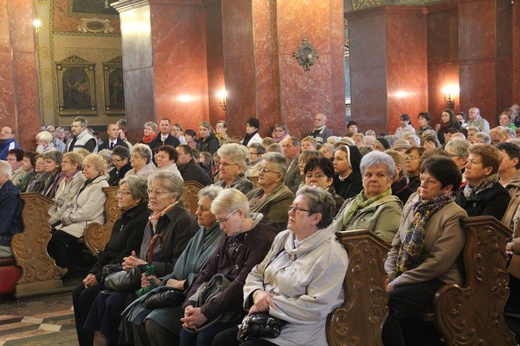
[310,113,333,144]
[66,116,97,153]
[466,107,490,132]
[280,136,301,194]
[99,123,129,151]
[0,160,23,257]
[0,126,19,160]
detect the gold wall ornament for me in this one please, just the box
[293,39,319,71]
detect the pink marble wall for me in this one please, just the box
[0,1,40,150]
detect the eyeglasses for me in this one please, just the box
[257,166,281,174]
[305,173,326,179]
[288,205,312,214]
[147,189,171,196]
[219,162,238,167]
[117,190,133,196]
[406,156,420,161]
[216,208,238,223]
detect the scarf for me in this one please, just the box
[148,201,178,232]
[342,189,391,226]
[141,133,157,144]
[462,174,498,201]
[395,193,454,274]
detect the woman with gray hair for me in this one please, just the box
[36,130,57,153]
[214,143,253,194]
[179,188,278,345]
[213,186,348,345]
[126,143,156,178]
[141,121,158,145]
[246,152,294,231]
[48,154,109,278]
[84,170,197,346]
[333,151,402,243]
[73,175,150,346]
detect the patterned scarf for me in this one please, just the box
[342,189,391,227]
[149,201,178,233]
[463,174,498,201]
[395,193,454,274]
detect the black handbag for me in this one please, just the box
[237,312,286,341]
[102,264,146,292]
[141,288,185,309]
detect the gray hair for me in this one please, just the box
[0,160,12,179]
[43,150,63,165]
[144,121,157,132]
[211,188,250,215]
[499,126,517,138]
[132,143,153,164]
[405,134,421,146]
[36,131,53,144]
[295,185,335,229]
[149,170,183,200]
[199,185,224,201]
[262,152,288,177]
[445,138,470,157]
[474,132,491,144]
[83,154,108,175]
[98,149,113,165]
[217,143,249,170]
[119,175,148,202]
[360,151,396,179]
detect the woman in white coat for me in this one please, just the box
[213,186,349,346]
[47,153,109,278]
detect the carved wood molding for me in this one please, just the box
[182,181,204,215]
[12,193,62,296]
[84,186,121,257]
[434,216,516,345]
[327,229,390,346]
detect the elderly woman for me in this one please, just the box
[48,154,109,278]
[153,145,182,181]
[383,156,468,345]
[84,171,197,346]
[298,150,323,178]
[36,130,57,153]
[404,146,426,194]
[214,143,253,194]
[385,149,412,204]
[300,136,318,152]
[246,152,294,231]
[245,143,265,178]
[455,144,510,219]
[304,157,344,216]
[179,188,278,345]
[48,152,86,226]
[333,151,402,243]
[125,186,226,346]
[213,186,348,346]
[16,151,37,192]
[73,175,150,346]
[318,143,335,160]
[126,143,156,178]
[41,150,64,199]
[271,123,289,143]
[141,121,157,145]
[333,145,363,200]
[197,121,219,154]
[25,154,46,193]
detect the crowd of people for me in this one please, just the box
[1,104,520,345]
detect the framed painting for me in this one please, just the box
[71,0,118,16]
[103,56,125,115]
[56,55,97,116]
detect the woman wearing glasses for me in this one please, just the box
[83,171,197,346]
[332,151,402,243]
[179,188,278,345]
[213,186,348,346]
[73,175,150,346]
[246,152,295,232]
[404,146,426,194]
[304,157,344,216]
[214,143,253,194]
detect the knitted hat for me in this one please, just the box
[375,137,390,150]
[392,139,411,150]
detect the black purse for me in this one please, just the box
[101,264,146,292]
[141,288,185,309]
[237,312,286,341]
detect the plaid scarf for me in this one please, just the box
[395,193,454,274]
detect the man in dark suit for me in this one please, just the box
[176,145,212,186]
[98,124,129,151]
[280,136,301,194]
[149,118,180,152]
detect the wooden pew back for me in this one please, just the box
[182,181,204,215]
[83,186,121,257]
[327,229,390,346]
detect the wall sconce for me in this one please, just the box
[217,90,227,111]
[293,39,319,71]
[442,85,459,109]
[33,19,42,33]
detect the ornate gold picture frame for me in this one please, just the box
[103,56,125,115]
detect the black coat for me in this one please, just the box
[455,181,511,220]
[99,138,129,151]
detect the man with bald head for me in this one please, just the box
[466,107,490,132]
[310,113,333,144]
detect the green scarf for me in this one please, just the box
[342,189,391,227]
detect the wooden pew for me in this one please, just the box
[327,229,390,346]
[182,181,204,215]
[431,216,516,345]
[83,186,121,257]
[11,193,62,297]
